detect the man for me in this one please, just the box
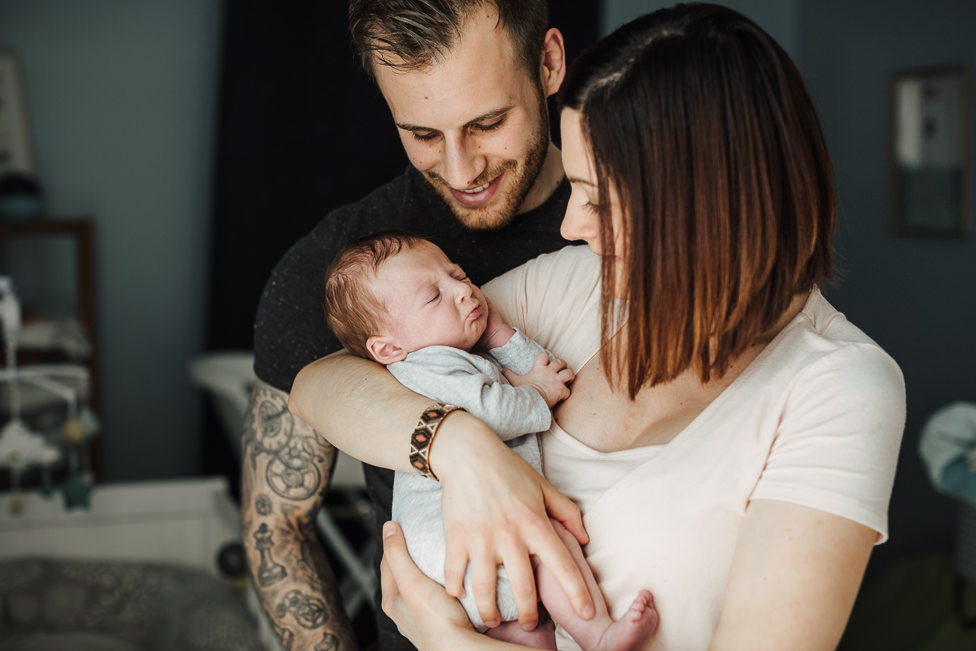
[242,1,582,648]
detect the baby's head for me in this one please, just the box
[324,231,490,365]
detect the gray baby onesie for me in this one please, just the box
[388,329,552,629]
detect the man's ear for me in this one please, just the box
[367,335,408,365]
[539,27,567,98]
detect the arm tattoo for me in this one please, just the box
[253,523,287,587]
[242,379,356,650]
[246,384,328,501]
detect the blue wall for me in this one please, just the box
[799,0,976,568]
[0,0,222,480]
[603,0,798,55]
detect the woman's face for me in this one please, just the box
[559,109,628,294]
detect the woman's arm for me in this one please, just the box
[709,499,876,651]
[288,350,595,629]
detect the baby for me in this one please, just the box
[324,231,656,650]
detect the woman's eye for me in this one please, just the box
[411,130,438,142]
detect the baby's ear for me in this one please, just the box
[366,335,407,365]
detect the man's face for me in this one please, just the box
[373,9,552,230]
[370,241,489,359]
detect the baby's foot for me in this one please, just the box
[589,590,658,651]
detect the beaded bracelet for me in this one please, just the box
[409,403,463,481]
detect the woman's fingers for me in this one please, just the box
[379,522,408,621]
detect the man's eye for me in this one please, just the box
[473,117,504,132]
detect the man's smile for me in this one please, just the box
[449,172,505,207]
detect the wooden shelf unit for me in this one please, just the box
[0,217,101,479]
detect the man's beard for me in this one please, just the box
[424,91,550,231]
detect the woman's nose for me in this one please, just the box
[561,203,598,243]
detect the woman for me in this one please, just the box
[373,4,905,650]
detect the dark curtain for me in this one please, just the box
[207,1,600,352]
[201,1,601,620]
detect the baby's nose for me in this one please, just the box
[454,282,473,302]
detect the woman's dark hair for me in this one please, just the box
[349,0,548,82]
[559,3,836,399]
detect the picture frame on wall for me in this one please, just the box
[890,64,973,237]
[0,48,35,177]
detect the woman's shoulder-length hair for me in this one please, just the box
[559,3,835,399]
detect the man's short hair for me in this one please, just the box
[324,230,428,360]
[349,0,548,81]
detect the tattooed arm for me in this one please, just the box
[241,377,357,651]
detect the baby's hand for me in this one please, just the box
[505,353,575,408]
[477,298,516,351]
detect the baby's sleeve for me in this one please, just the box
[488,329,549,376]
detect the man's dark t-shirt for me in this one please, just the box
[253,165,571,649]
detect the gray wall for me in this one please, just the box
[0,0,222,481]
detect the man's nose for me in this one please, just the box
[442,135,486,189]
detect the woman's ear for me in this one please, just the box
[540,27,567,98]
[367,335,407,365]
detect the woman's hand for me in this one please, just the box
[432,413,595,632]
[381,521,476,650]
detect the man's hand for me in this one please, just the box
[505,353,574,408]
[241,378,358,651]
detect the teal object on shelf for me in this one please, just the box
[0,172,43,221]
[0,195,42,220]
